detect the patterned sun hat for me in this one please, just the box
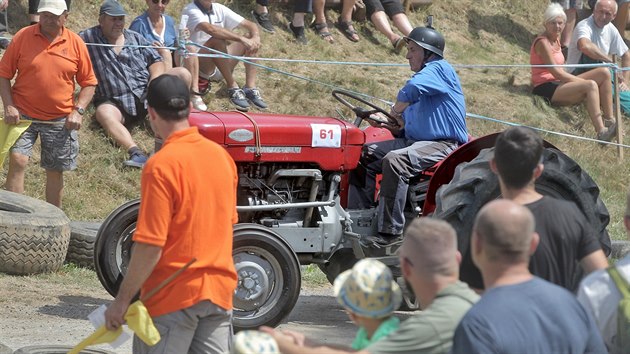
[333,258,403,318]
[231,330,280,354]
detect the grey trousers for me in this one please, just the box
[375,139,458,235]
[133,300,233,354]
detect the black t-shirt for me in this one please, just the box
[526,196,602,291]
[460,196,603,291]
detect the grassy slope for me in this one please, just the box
[4,0,630,239]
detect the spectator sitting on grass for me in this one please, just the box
[333,259,401,350]
[182,0,268,112]
[129,0,178,70]
[530,2,616,142]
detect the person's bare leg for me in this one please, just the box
[561,8,576,48]
[95,104,138,150]
[255,3,268,14]
[45,170,63,208]
[615,3,630,41]
[5,153,28,194]
[183,49,200,92]
[167,67,192,89]
[158,48,173,70]
[371,11,398,44]
[551,80,605,133]
[579,67,613,119]
[339,0,359,41]
[391,13,412,36]
[313,0,334,43]
[201,38,239,88]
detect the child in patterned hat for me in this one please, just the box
[334,258,402,350]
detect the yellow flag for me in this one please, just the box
[0,120,30,169]
[69,301,160,353]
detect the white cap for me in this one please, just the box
[38,0,67,15]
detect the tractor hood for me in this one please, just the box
[188,111,366,171]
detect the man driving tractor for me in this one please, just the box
[349,25,468,244]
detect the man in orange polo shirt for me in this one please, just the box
[104,74,238,353]
[0,0,96,208]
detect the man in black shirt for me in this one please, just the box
[489,126,607,291]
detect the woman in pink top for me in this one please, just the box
[531,3,616,141]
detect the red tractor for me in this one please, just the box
[94,91,611,330]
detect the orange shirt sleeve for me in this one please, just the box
[0,28,22,80]
[133,162,173,247]
[74,34,97,88]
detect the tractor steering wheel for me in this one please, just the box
[332,90,399,128]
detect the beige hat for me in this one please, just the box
[37,0,67,15]
[334,258,402,318]
[231,330,280,354]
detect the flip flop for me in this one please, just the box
[336,17,359,42]
[313,22,334,44]
[393,37,405,53]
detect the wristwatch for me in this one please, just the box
[75,106,85,115]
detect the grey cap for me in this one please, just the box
[99,0,126,16]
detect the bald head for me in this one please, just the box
[473,200,536,263]
[402,218,459,277]
[593,0,617,28]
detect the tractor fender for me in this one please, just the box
[423,132,557,215]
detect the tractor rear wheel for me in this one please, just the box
[434,148,611,288]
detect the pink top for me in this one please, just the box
[530,35,564,87]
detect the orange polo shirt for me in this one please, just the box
[134,127,238,317]
[0,25,97,120]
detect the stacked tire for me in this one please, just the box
[0,190,70,275]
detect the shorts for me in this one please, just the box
[552,0,583,9]
[364,0,404,18]
[133,300,232,354]
[532,81,560,104]
[93,97,148,126]
[11,116,78,171]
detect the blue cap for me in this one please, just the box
[99,0,126,16]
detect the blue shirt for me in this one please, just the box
[79,27,162,116]
[396,59,467,144]
[129,12,178,48]
[452,277,607,354]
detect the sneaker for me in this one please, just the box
[191,95,207,111]
[123,151,148,168]
[597,122,617,142]
[252,10,275,33]
[228,88,250,111]
[289,22,308,45]
[0,34,10,50]
[604,118,615,128]
[243,87,268,109]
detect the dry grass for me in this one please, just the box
[3,0,630,239]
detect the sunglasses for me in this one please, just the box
[152,0,170,5]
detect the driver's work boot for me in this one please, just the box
[365,233,403,246]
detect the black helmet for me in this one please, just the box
[404,26,445,57]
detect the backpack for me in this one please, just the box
[607,266,630,354]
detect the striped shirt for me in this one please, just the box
[79,27,162,116]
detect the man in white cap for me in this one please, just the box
[0,0,97,207]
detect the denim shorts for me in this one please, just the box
[11,116,78,171]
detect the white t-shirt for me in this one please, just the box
[183,2,244,47]
[566,15,628,73]
[577,254,630,351]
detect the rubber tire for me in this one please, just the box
[0,190,71,275]
[94,199,139,297]
[65,221,101,269]
[317,249,358,285]
[14,345,115,353]
[0,343,12,354]
[434,148,611,288]
[233,224,301,331]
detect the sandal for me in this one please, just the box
[393,36,405,53]
[313,22,334,44]
[336,17,360,42]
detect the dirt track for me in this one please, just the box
[0,274,364,353]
